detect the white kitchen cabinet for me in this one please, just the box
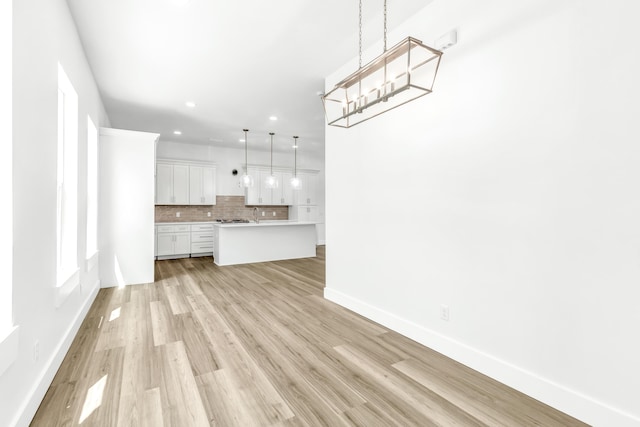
[296,171,318,206]
[189,165,216,205]
[156,163,189,205]
[291,205,318,222]
[156,224,191,259]
[274,170,293,205]
[190,223,214,256]
[243,167,258,204]
[245,166,293,206]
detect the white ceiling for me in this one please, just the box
[66,0,431,156]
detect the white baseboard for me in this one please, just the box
[12,285,100,427]
[324,287,640,427]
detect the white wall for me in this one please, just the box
[0,0,18,380]
[3,0,110,425]
[324,1,640,426]
[99,128,157,287]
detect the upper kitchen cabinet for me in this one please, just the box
[156,162,189,204]
[244,167,261,205]
[295,171,319,206]
[156,160,216,205]
[275,170,294,205]
[245,166,293,206]
[189,165,217,205]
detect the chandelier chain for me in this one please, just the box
[358,0,362,68]
[383,0,387,51]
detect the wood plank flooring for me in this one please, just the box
[32,247,588,426]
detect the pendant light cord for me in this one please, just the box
[293,136,298,177]
[243,129,248,171]
[269,132,274,175]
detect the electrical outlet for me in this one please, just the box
[261,211,265,217]
[176,212,181,218]
[207,212,211,217]
[440,304,450,321]
[34,340,40,361]
[272,212,276,216]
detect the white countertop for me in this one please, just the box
[155,221,215,225]
[212,220,317,228]
[155,220,317,227]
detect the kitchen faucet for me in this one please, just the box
[253,207,259,224]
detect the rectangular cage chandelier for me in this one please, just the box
[322,0,443,128]
[322,36,442,128]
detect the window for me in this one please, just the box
[56,63,79,301]
[86,115,98,264]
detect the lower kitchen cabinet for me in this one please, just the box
[190,223,214,256]
[155,222,214,259]
[156,224,191,259]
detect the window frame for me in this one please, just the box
[55,63,80,307]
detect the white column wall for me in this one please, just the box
[324,1,640,426]
[99,128,158,287]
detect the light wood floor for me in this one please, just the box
[32,247,587,426]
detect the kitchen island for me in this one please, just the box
[213,221,317,266]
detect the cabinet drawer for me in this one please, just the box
[191,223,214,232]
[157,224,191,233]
[191,243,213,253]
[191,231,214,243]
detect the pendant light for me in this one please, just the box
[321,0,443,128]
[265,132,278,189]
[290,136,301,190]
[240,129,253,188]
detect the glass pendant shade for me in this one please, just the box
[290,175,301,189]
[241,173,253,188]
[322,37,442,128]
[265,174,278,189]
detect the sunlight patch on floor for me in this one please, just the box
[79,374,107,424]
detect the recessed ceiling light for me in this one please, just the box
[185,101,196,108]
[269,116,278,121]
[173,130,182,135]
